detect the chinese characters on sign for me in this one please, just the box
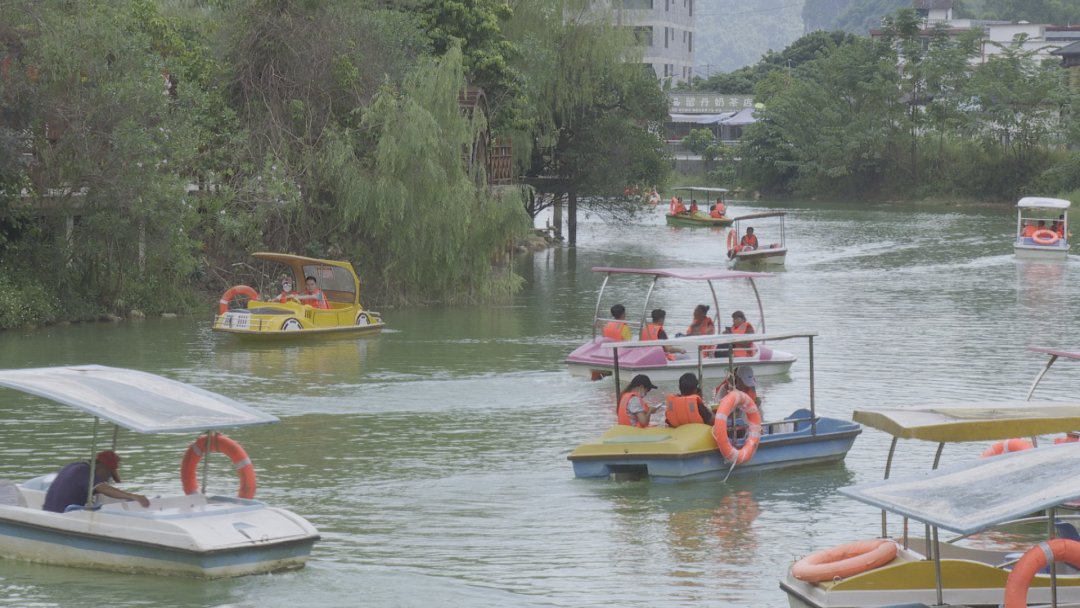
[669,94,755,113]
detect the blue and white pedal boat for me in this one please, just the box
[0,365,319,578]
[569,332,862,481]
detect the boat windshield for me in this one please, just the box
[302,264,357,296]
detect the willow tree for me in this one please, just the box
[504,0,670,242]
[324,46,528,304]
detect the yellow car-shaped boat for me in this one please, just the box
[212,252,385,337]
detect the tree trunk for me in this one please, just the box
[568,189,578,246]
[552,192,563,241]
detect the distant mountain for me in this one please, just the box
[694,1,807,75]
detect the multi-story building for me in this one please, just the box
[612,0,695,87]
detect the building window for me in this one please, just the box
[688,31,693,52]
[689,0,693,16]
[621,0,653,8]
[632,26,653,47]
[665,27,669,48]
[665,0,669,11]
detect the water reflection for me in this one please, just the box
[211,336,375,379]
[1016,260,1067,310]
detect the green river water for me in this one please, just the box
[0,199,1078,607]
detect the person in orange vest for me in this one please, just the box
[715,198,727,216]
[685,304,716,337]
[740,226,758,250]
[602,304,632,341]
[714,366,761,408]
[671,197,688,215]
[640,309,686,358]
[297,276,330,309]
[689,200,699,214]
[1021,220,1037,238]
[271,276,299,303]
[728,310,756,357]
[617,374,661,427]
[665,373,715,428]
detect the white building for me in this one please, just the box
[612,0,695,87]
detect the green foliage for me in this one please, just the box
[682,129,715,156]
[0,276,60,329]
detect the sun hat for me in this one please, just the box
[735,366,756,388]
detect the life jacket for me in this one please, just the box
[741,234,759,249]
[716,202,726,215]
[686,316,715,336]
[1021,225,1037,238]
[1055,223,1066,238]
[275,290,297,303]
[710,207,723,219]
[731,322,755,357]
[665,394,706,427]
[305,288,330,309]
[602,321,629,341]
[672,201,687,214]
[640,323,662,341]
[690,202,699,214]
[617,392,650,427]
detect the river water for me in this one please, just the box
[1,199,1079,607]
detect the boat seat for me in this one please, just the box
[0,480,27,508]
[1055,519,1080,541]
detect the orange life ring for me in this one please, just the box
[1032,229,1060,245]
[181,433,257,499]
[791,539,898,583]
[1004,538,1080,608]
[726,230,738,251]
[981,438,1034,457]
[711,390,762,464]
[218,285,259,315]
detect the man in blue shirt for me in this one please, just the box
[42,450,150,513]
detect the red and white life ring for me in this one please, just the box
[181,433,257,499]
[218,285,259,315]
[1032,229,1060,245]
[1005,538,1080,607]
[712,390,762,464]
[726,230,738,251]
[791,539,898,583]
[981,438,1034,457]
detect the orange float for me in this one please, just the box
[791,538,898,583]
[981,438,1034,457]
[218,285,259,314]
[1004,538,1080,608]
[712,390,762,464]
[181,433,257,499]
[1032,229,1060,245]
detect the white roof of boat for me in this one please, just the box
[852,402,1080,442]
[731,211,786,221]
[671,187,730,194]
[0,365,279,433]
[840,442,1080,535]
[591,267,772,280]
[1017,197,1071,210]
[599,331,816,350]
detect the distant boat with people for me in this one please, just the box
[664,186,734,227]
[1014,196,1070,261]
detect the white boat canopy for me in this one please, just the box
[671,187,730,195]
[730,211,786,222]
[0,365,279,434]
[852,402,1080,443]
[599,331,816,351]
[1017,197,1071,210]
[591,266,771,281]
[839,442,1080,535]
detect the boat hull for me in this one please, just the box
[1015,240,1068,261]
[565,338,795,381]
[665,213,732,227]
[568,412,861,481]
[732,247,787,267]
[0,489,319,578]
[780,541,1080,608]
[212,306,384,338]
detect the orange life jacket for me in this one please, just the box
[731,322,755,357]
[716,202,726,215]
[741,234,758,249]
[665,394,706,427]
[1022,225,1037,237]
[602,321,629,341]
[640,323,662,340]
[686,316,715,336]
[673,202,687,214]
[710,207,724,218]
[617,392,650,427]
[305,288,330,309]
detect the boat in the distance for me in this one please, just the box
[664,186,734,227]
[0,365,320,578]
[727,211,787,267]
[1014,196,1070,261]
[568,331,861,482]
[213,252,385,337]
[564,267,797,382]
